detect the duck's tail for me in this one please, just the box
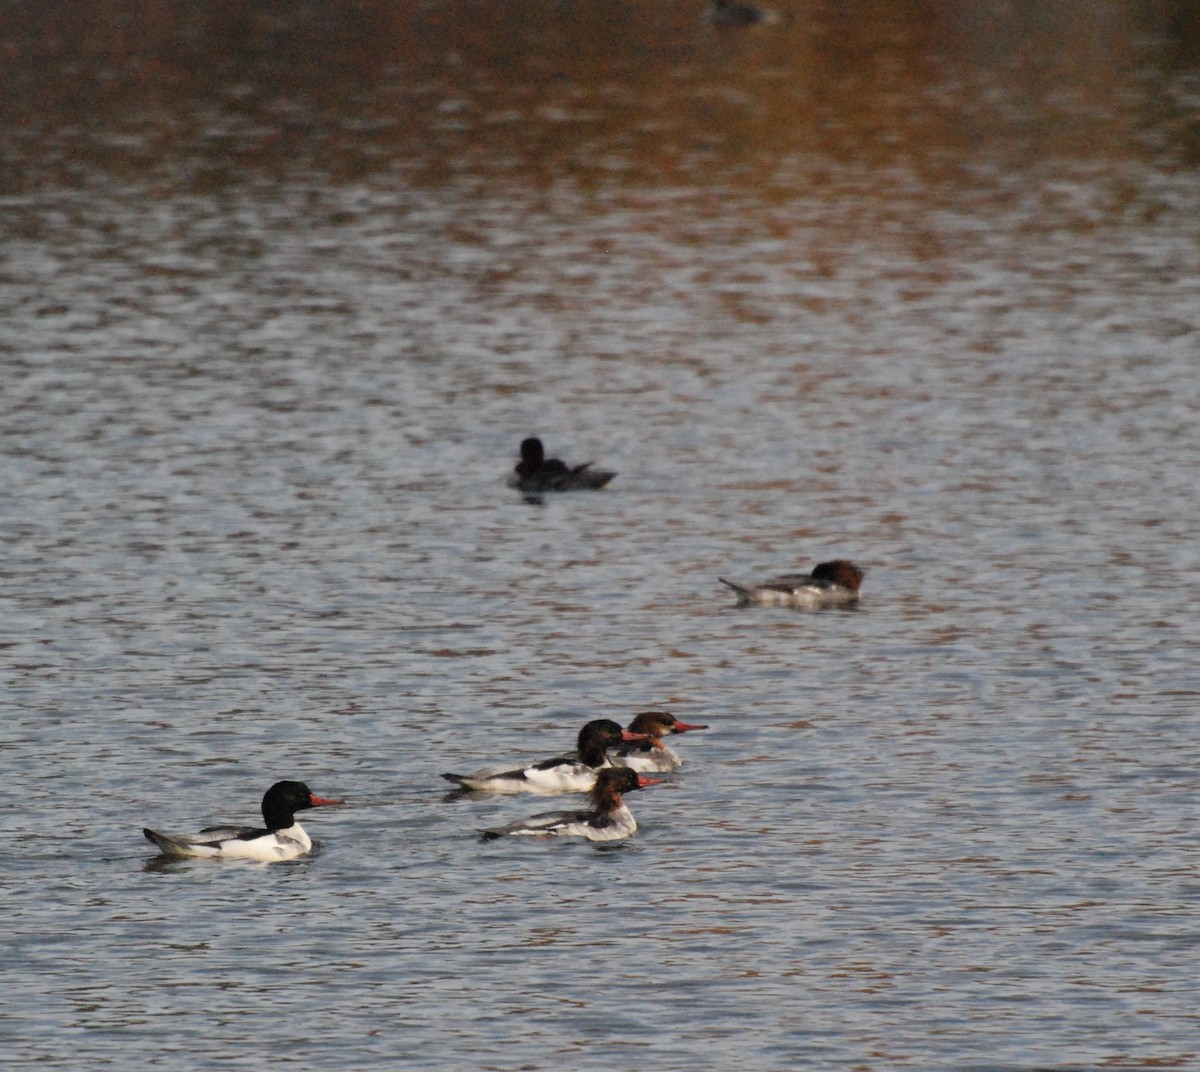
[718,577,755,605]
[143,828,193,857]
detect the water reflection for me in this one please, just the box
[4,0,1200,194]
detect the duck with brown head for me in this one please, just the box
[611,711,710,773]
[479,767,662,842]
[720,559,865,608]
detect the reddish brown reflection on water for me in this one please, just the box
[2,0,1199,193]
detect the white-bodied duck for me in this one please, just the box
[442,719,648,795]
[480,767,662,842]
[720,559,865,608]
[143,780,343,862]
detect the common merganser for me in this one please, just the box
[719,559,865,608]
[509,437,616,492]
[442,719,647,795]
[707,0,777,26]
[480,767,662,841]
[611,711,710,773]
[142,780,343,862]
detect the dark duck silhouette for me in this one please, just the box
[707,0,777,26]
[510,437,616,493]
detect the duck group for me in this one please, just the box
[142,711,708,858]
[142,435,864,859]
[453,712,710,842]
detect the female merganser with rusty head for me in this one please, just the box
[509,436,616,493]
[442,719,648,795]
[142,780,343,862]
[479,767,662,841]
[719,559,865,608]
[612,711,710,773]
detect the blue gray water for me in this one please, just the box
[2,3,1199,1069]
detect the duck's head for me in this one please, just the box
[590,766,662,807]
[518,437,546,465]
[810,559,865,592]
[627,710,710,740]
[261,780,343,830]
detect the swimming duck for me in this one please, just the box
[510,436,616,492]
[720,559,865,608]
[142,780,343,862]
[479,767,662,841]
[611,711,710,773]
[442,719,648,795]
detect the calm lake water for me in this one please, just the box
[2,2,1199,1069]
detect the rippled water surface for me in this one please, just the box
[3,2,1200,1069]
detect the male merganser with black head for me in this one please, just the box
[479,767,662,842]
[142,780,343,862]
[720,559,865,608]
[707,0,777,26]
[612,711,710,773]
[442,719,648,795]
[509,436,616,493]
